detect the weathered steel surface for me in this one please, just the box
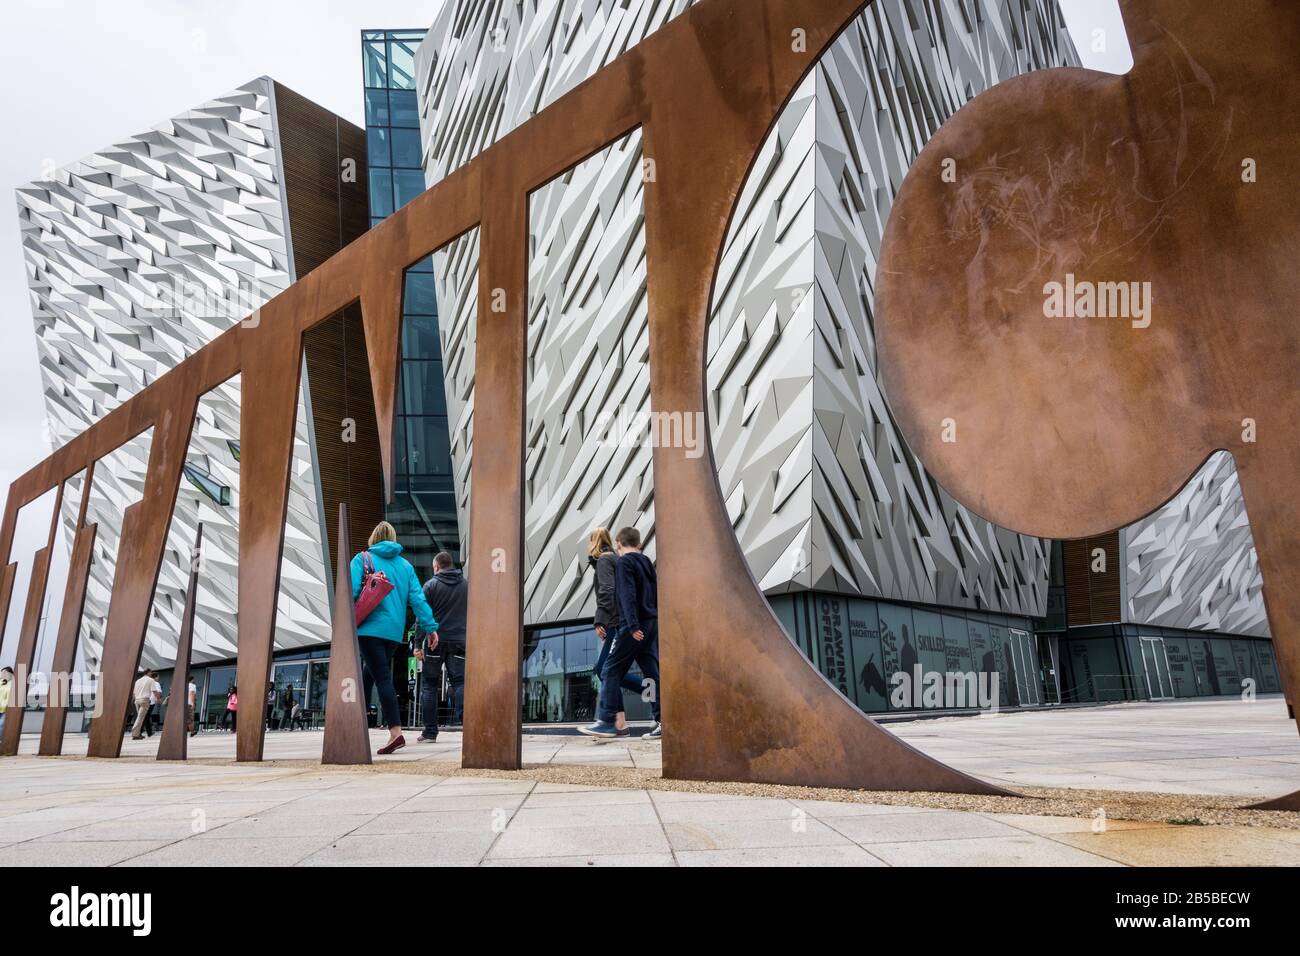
[876,0,1300,806]
[322,503,372,765]
[87,393,200,758]
[0,487,61,756]
[157,523,203,761]
[233,301,306,763]
[0,0,1027,795]
[37,509,97,756]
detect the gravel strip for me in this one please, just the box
[112,755,1300,831]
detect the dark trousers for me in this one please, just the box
[597,620,660,724]
[421,642,465,736]
[221,709,237,731]
[359,635,402,728]
[595,629,645,703]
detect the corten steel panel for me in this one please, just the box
[875,0,1300,806]
[157,524,202,762]
[322,504,371,765]
[37,518,97,756]
[0,564,15,661]
[0,488,60,756]
[0,0,1015,795]
[87,395,200,759]
[234,301,306,762]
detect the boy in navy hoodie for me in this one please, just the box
[579,526,662,740]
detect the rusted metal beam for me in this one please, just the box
[0,484,62,756]
[157,523,203,761]
[39,462,95,757]
[322,503,372,765]
[37,523,96,756]
[87,395,199,758]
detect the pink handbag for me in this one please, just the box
[354,551,394,625]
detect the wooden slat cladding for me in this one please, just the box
[273,82,371,275]
[302,306,384,570]
[1063,532,1122,627]
[273,82,383,570]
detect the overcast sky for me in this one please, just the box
[0,0,1130,664]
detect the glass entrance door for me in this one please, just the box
[1140,637,1174,699]
[1007,628,1040,706]
[271,662,309,729]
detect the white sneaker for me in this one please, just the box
[643,722,662,739]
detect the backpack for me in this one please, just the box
[354,551,395,625]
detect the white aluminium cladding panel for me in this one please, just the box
[417,0,1267,637]
[14,77,332,669]
[415,0,1071,626]
[1122,451,1268,637]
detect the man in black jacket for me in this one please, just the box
[591,543,645,732]
[415,552,467,741]
[579,527,661,740]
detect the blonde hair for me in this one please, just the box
[369,521,397,547]
[588,527,613,557]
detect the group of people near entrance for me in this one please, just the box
[114,518,658,757]
[129,669,197,739]
[349,522,468,755]
[347,520,659,755]
[578,526,662,740]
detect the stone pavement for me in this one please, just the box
[24,696,1300,797]
[2,697,1298,865]
[889,697,1300,798]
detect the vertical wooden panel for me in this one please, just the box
[1063,533,1121,627]
[276,80,384,592]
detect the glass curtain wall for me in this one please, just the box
[362,30,459,577]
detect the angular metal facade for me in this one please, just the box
[416,0,1078,625]
[15,78,332,669]
[1122,451,1268,637]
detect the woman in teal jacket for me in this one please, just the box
[351,521,438,754]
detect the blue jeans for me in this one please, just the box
[421,641,465,736]
[594,629,645,701]
[359,635,402,728]
[598,620,660,724]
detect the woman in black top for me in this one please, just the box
[587,527,643,733]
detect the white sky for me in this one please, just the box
[0,0,1131,665]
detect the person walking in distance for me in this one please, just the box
[351,521,438,755]
[221,685,238,732]
[280,684,298,731]
[0,667,14,738]
[587,528,641,731]
[579,527,661,740]
[186,674,198,737]
[415,552,467,742]
[130,670,161,739]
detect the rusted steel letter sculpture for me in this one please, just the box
[0,0,1001,793]
[157,523,203,761]
[876,0,1300,808]
[322,503,372,765]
